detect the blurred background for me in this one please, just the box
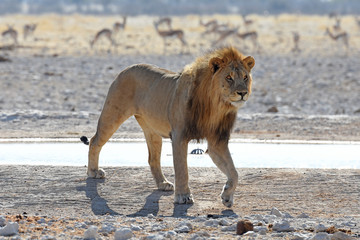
[1,0,360,15]
[0,0,359,140]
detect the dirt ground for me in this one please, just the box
[1,166,359,219]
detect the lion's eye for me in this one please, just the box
[226,75,233,84]
[243,75,248,82]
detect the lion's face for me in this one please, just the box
[210,56,255,108]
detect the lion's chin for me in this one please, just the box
[231,100,246,108]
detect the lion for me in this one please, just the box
[84,46,255,207]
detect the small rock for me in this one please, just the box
[99,223,116,234]
[236,220,254,235]
[0,222,19,236]
[175,221,193,233]
[270,207,283,217]
[243,231,256,237]
[0,216,5,227]
[297,213,310,218]
[254,226,267,235]
[221,224,237,232]
[83,225,98,239]
[267,106,279,113]
[272,220,295,232]
[130,224,142,231]
[315,224,328,233]
[331,231,352,240]
[311,232,330,240]
[219,219,231,226]
[204,219,219,227]
[114,228,133,240]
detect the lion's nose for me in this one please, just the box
[236,90,248,99]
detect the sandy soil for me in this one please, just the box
[0,14,360,238]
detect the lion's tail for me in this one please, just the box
[80,136,89,145]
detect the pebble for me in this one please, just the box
[114,228,133,240]
[0,222,19,237]
[236,220,254,235]
[83,225,98,239]
[332,231,353,240]
[315,223,328,232]
[272,220,295,232]
[0,216,5,227]
[270,207,283,217]
[311,232,330,240]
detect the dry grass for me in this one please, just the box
[0,14,359,56]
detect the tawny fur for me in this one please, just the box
[86,46,255,207]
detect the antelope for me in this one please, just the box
[241,14,254,29]
[237,31,259,50]
[325,27,349,51]
[212,27,239,46]
[153,21,188,54]
[23,23,37,40]
[113,16,127,32]
[354,16,360,29]
[201,22,230,37]
[291,31,301,53]
[157,17,172,29]
[2,25,18,44]
[90,28,115,49]
[199,19,218,28]
[333,17,342,32]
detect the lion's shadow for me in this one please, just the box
[76,178,120,216]
[128,190,194,218]
[77,178,193,217]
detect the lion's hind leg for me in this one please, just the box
[88,106,132,179]
[135,116,174,191]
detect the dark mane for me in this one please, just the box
[184,47,245,143]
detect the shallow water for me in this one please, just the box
[0,141,359,169]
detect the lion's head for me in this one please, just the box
[185,46,255,142]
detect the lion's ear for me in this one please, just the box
[243,56,255,71]
[209,57,224,74]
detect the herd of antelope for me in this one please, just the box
[1,14,360,55]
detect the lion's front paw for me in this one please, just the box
[87,168,106,179]
[158,181,174,191]
[174,193,194,204]
[221,187,234,208]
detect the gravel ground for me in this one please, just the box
[0,166,359,239]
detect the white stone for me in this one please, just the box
[297,213,310,218]
[254,226,267,235]
[175,221,193,233]
[315,223,328,232]
[83,225,98,239]
[0,216,5,227]
[130,224,142,231]
[311,232,330,240]
[221,224,237,232]
[272,220,295,232]
[243,231,256,237]
[0,222,19,236]
[204,219,219,227]
[175,225,191,233]
[219,219,231,226]
[114,228,133,240]
[99,223,116,234]
[270,207,283,217]
[331,231,352,240]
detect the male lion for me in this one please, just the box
[85,46,255,207]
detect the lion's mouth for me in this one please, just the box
[231,99,246,107]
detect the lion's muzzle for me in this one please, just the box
[236,90,248,101]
